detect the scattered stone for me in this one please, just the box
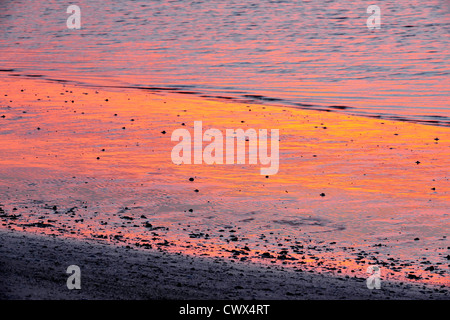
[260,252,274,258]
[157,240,170,246]
[144,222,153,229]
[406,273,421,280]
[121,216,134,220]
[23,222,53,228]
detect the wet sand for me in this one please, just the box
[1,229,449,300]
[0,75,449,298]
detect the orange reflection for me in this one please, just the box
[0,75,448,286]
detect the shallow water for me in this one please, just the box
[0,0,449,288]
[0,0,449,125]
[0,77,448,286]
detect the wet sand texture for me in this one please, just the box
[0,75,449,294]
[1,229,449,300]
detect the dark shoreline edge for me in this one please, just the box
[0,229,448,300]
[2,71,449,128]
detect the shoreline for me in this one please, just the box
[2,71,450,128]
[0,75,449,296]
[1,228,449,300]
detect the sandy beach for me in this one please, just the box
[1,0,449,304]
[0,74,449,300]
[1,228,448,300]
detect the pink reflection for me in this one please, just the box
[0,76,448,286]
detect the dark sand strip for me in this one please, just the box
[0,229,448,300]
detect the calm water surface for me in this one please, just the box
[0,0,449,286]
[0,0,449,125]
